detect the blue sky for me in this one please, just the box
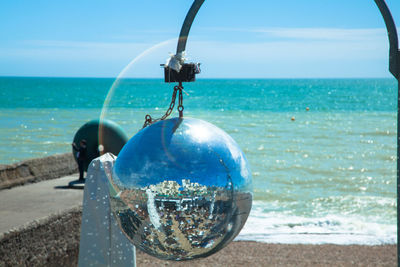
[0,0,399,78]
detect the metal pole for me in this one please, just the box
[176,0,205,55]
[373,0,400,265]
[397,76,400,266]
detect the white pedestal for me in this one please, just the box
[78,153,136,267]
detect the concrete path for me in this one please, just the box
[0,174,84,234]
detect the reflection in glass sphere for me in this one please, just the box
[109,117,252,261]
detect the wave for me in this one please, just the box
[235,201,396,245]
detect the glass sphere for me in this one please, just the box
[109,117,252,260]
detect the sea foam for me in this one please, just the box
[236,201,396,245]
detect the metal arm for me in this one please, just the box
[374,0,400,79]
[176,0,205,55]
[164,0,204,82]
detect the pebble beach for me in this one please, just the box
[136,241,396,267]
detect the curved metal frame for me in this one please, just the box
[174,0,400,263]
[373,0,399,264]
[176,0,205,55]
[374,0,400,79]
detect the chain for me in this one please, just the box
[142,82,184,129]
[178,85,184,118]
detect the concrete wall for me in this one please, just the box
[0,207,82,267]
[0,155,80,266]
[0,153,78,190]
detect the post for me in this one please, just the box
[395,74,400,265]
[373,0,400,265]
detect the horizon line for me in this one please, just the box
[0,75,395,80]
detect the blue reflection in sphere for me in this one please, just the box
[110,117,252,260]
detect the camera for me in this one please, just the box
[163,63,201,83]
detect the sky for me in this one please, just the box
[0,0,399,78]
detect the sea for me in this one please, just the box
[0,77,397,245]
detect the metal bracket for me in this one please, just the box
[374,0,400,80]
[163,0,205,83]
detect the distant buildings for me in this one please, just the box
[182,179,207,195]
[149,180,180,196]
[147,179,207,197]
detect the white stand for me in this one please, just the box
[78,153,136,267]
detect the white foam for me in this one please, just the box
[235,201,396,245]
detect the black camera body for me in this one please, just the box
[163,63,201,83]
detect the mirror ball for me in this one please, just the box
[110,117,252,260]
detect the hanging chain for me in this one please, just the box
[178,85,184,118]
[142,82,184,129]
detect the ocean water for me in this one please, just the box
[0,77,397,245]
